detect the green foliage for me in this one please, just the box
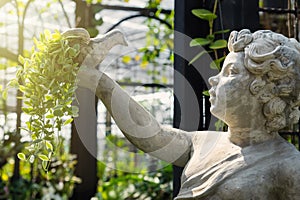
[96,163,173,200]
[214,119,227,131]
[86,0,102,4]
[189,0,229,68]
[140,10,174,84]
[0,0,83,199]
[94,134,173,199]
[0,84,5,111]
[0,131,23,170]
[192,9,217,22]
[0,138,80,200]
[85,0,131,4]
[189,0,229,131]
[119,7,174,85]
[147,0,163,8]
[8,29,81,170]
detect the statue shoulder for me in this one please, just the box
[275,146,300,197]
[189,131,229,147]
[279,149,300,172]
[275,144,300,188]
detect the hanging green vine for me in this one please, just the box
[8,30,81,171]
[189,0,229,131]
[189,0,229,70]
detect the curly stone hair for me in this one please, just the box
[228,29,300,132]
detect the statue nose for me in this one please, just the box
[208,75,218,86]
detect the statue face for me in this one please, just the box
[208,52,259,126]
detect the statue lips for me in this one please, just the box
[208,88,216,103]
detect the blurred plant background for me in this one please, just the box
[0,0,174,199]
[0,0,300,199]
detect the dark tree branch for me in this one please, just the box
[0,47,18,62]
[58,0,72,28]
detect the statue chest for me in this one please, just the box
[176,137,281,199]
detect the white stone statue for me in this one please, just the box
[71,29,300,199]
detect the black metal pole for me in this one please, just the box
[173,0,210,197]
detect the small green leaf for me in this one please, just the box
[210,56,226,71]
[26,121,32,130]
[63,118,73,126]
[188,51,209,65]
[216,56,226,63]
[53,109,63,117]
[209,39,227,50]
[122,55,131,64]
[42,160,49,171]
[190,38,211,47]
[17,153,26,161]
[52,31,61,40]
[38,154,49,161]
[32,139,43,144]
[213,29,230,35]
[67,47,79,57]
[93,18,103,26]
[2,89,7,100]
[215,119,226,131]
[22,107,33,114]
[8,79,19,88]
[46,114,54,118]
[44,29,51,39]
[45,95,53,101]
[19,85,26,93]
[45,141,53,151]
[73,44,80,52]
[210,61,220,71]
[18,55,25,64]
[206,34,215,41]
[192,9,217,21]
[203,90,210,96]
[54,105,63,110]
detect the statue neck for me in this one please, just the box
[228,127,279,147]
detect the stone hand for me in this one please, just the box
[62,28,127,69]
[62,28,128,90]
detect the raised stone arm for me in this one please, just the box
[67,28,192,167]
[94,71,192,167]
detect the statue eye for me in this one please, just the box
[228,66,239,76]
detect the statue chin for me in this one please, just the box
[210,105,226,123]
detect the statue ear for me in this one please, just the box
[228,31,238,52]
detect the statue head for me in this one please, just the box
[227,29,300,132]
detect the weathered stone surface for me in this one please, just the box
[76,29,300,199]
